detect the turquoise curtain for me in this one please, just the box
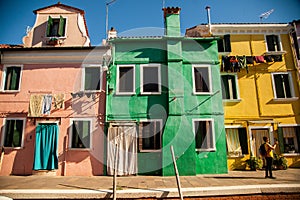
[33,124,58,170]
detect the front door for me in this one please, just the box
[107,123,137,176]
[251,128,269,157]
[33,123,59,170]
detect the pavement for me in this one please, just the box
[0,168,300,199]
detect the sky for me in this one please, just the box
[0,0,300,46]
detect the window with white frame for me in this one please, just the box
[217,34,231,53]
[70,119,91,149]
[221,74,239,100]
[271,72,295,99]
[2,66,22,91]
[46,16,66,37]
[226,127,248,157]
[84,66,101,91]
[280,126,300,153]
[192,65,211,94]
[140,64,161,94]
[117,65,135,94]
[138,120,162,151]
[193,119,215,151]
[266,34,282,52]
[2,118,25,147]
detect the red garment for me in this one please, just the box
[255,56,265,63]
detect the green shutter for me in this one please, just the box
[277,127,284,153]
[58,15,65,37]
[46,16,53,37]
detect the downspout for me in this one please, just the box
[249,35,263,116]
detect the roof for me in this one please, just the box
[0,46,109,51]
[33,2,84,14]
[32,2,89,37]
[0,44,24,48]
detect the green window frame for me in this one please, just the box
[46,16,66,37]
[70,120,91,149]
[3,119,24,147]
[3,66,22,91]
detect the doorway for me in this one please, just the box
[33,123,59,170]
[251,128,270,157]
[107,123,137,176]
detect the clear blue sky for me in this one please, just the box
[1,0,300,46]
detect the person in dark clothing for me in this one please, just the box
[262,136,278,179]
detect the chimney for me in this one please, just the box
[162,7,181,37]
[108,27,117,39]
[205,6,212,35]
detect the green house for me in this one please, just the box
[105,7,227,176]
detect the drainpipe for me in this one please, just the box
[205,6,212,35]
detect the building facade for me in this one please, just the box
[0,3,109,176]
[186,23,300,170]
[105,7,227,176]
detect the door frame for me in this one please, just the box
[249,125,274,156]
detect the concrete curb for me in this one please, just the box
[1,184,300,199]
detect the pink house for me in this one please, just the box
[0,3,110,176]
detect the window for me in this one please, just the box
[193,119,215,151]
[271,72,295,99]
[221,74,239,100]
[46,16,66,37]
[226,127,248,157]
[139,120,162,151]
[266,34,282,52]
[217,34,231,53]
[2,66,22,91]
[117,65,135,94]
[70,120,91,149]
[84,66,101,91]
[193,66,211,94]
[280,126,300,153]
[2,119,24,147]
[140,64,161,94]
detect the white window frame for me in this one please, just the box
[220,73,240,101]
[264,34,284,53]
[45,16,68,39]
[139,119,163,152]
[193,118,216,152]
[82,65,102,92]
[1,118,26,149]
[192,65,212,95]
[271,72,297,101]
[1,65,23,92]
[140,64,161,95]
[116,65,136,95]
[69,118,92,150]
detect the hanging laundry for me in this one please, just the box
[272,55,282,62]
[230,56,240,72]
[237,55,248,73]
[264,55,273,62]
[42,94,52,115]
[53,94,65,109]
[28,94,44,117]
[254,56,265,63]
[246,56,254,64]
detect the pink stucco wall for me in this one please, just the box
[0,63,106,176]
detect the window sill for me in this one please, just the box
[140,92,162,95]
[282,153,300,156]
[3,147,24,150]
[264,51,286,56]
[68,148,91,151]
[227,154,245,158]
[218,52,231,56]
[115,92,136,96]
[193,92,213,96]
[0,90,20,93]
[273,97,299,102]
[223,99,242,103]
[139,149,162,153]
[195,149,216,152]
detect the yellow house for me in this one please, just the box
[187,23,300,170]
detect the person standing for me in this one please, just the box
[263,136,278,179]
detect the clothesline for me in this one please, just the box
[221,55,283,73]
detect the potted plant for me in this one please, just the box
[273,154,288,170]
[245,157,263,171]
[47,37,59,45]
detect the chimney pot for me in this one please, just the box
[163,7,181,17]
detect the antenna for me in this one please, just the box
[259,9,274,22]
[106,0,117,39]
